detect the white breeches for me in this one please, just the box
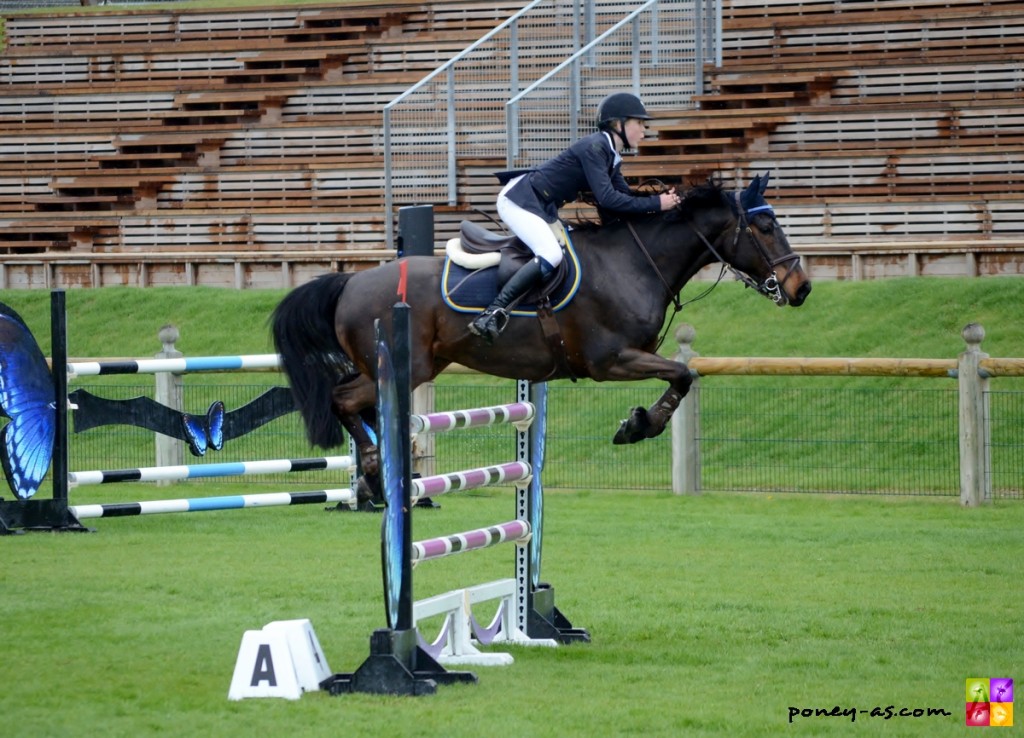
[497,176,565,270]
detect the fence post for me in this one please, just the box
[671,324,700,495]
[412,381,436,479]
[154,324,184,484]
[958,323,991,506]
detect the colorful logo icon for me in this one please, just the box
[967,678,1013,727]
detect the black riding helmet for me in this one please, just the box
[596,92,652,150]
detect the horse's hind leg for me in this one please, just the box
[331,375,381,503]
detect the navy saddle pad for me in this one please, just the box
[441,234,582,315]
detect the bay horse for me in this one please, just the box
[271,175,811,490]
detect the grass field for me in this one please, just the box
[1,278,1022,735]
[3,489,1021,737]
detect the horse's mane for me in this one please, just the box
[565,178,726,233]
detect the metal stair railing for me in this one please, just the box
[383,0,672,247]
[506,0,704,171]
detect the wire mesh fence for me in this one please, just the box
[62,377,1023,500]
[988,389,1024,499]
[697,384,960,495]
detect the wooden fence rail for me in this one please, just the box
[672,322,1024,505]
[66,319,1022,505]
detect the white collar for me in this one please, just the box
[602,131,622,166]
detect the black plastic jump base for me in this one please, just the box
[528,583,591,644]
[320,629,477,696]
[0,499,91,535]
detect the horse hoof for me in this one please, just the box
[355,475,379,504]
[612,407,649,444]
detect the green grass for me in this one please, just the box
[2,490,1021,737]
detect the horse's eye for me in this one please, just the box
[756,215,775,235]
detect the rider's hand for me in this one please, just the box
[659,188,681,211]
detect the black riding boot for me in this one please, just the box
[468,257,546,344]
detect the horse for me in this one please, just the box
[271,174,811,493]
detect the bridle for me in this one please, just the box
[624,187,802,349]
[692,193,802,305]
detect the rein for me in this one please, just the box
[626,221,681,312]
[625,219,698,353]
[623,189,801,350]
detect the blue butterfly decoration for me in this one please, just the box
[376,327,405,630]
[181,401,225,457]
[0,303,56,500]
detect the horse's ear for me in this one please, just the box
[759,172,771,195]
[742,174,761,208]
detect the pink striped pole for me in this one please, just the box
[412,520,532,563]
[409,402,534,434]
[411,461,532,500]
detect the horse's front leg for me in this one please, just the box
[601,349,693,445]
[331,375,381,503]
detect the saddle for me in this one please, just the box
[441,221,580,314]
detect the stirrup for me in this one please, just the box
[468,307,510,343]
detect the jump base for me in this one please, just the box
[528,583,591,644]
[0,499,92,535]
[321,628,477,696]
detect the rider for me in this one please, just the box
[468,91,682,344]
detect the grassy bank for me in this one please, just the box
[3,277,1022,359]
[4,278,1023,496]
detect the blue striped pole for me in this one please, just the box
[68,455,355,486]
[67,354,281,377]
[70,488,355,519]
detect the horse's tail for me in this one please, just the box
[271,272,356,449]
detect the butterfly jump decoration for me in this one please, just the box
[0,299,297,507]
[0,302,57,501]
[69,386,295,458]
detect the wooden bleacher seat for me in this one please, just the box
[1,2,420,55]
[720,1,1024,71]
[2,0,1023,285]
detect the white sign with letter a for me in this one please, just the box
[228,619,331,700]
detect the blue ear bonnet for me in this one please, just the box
[740,173,774,218]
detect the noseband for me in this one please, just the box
[694,193,802,305]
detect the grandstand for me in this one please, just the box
[0,0,1021,288]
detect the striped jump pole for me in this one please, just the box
[411,520,532,564]
[321,301,587,698]
[410,402,535,434]
[68,455,355,486]
[66,354,280,377]
[411,461,531,503]
[70,489,355,519]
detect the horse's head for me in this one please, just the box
[710,174,811,307]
